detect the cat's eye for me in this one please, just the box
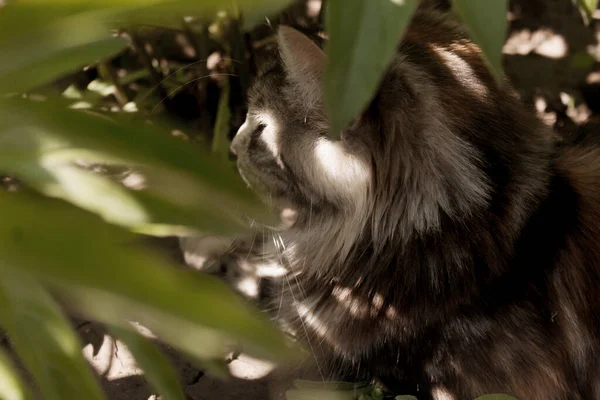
[252,123,266,137]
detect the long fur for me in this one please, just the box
[222,9,600,400]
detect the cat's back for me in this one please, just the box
[548,132,600,397]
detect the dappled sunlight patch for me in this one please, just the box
[312,138,370,201]
[430,44,489,98]
[228,354,275,380]
[82,334,142,381]
[503,29,568,59]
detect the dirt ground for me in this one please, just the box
[8,0,600,399]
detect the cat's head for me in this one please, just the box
[231,12,551,271]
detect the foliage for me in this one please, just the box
[323,0,507,138]
[577,0,600,23]
[0,1,294,399]
[0,0,565,398]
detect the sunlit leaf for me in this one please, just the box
[0,349,33,400]
[577,0,599,21]
[394,396,418,400]
[0,192,295,362]
[286,380,372,400]
[108,325,185,400]
[0,12,126,93]
[324,0,418,138]
[0,98,274,234]
[1,0,293,35]
[452,0,508,83]
[0,275,105,400]
[0,0,292,92]
[212,78,232,160]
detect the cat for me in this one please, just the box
[191,9,600,400]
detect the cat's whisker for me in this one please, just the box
[149,73,238,115]
[286,274,326,382]
[140,57,243,104]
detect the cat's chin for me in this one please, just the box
[237,167,298,229]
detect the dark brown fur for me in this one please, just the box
[227,9,600,400]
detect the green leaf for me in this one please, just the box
[577,0,599,21]
[0,275,105,400]
[293,380,368,391]
[570,51,596,70]
[0,98,273,235]
[452,0,508,83]
[287,381,372,400]
[0,25,126,93]
[394,397,418,400]
[0,0,292,93]
[0,349,33,400]
[324,0,419,138]
[0,192,295,362]
[475,395,519,400]
[212,78,232,160]
[1,0,293,38]
[286,389,356,400]
[108,325,185,400]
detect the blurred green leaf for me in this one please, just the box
[108,325,185,400]
[0,98,273,234]
[286,380,372,400]
[293,380,363,391]
[0,275,105,400]
[394,397,418,400]
[0,12,126,93]
[0,192,295,362]
[452,0,508,83]
[0,349,33,400]
[286,389,356,400]
[1,0,293,38]
[475,395,519,400]
[570,51,596,70]
[324,0,418,138]
[0,0,292,93]
[577,0,599,23]
[212,78,232,159]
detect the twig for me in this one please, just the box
[129,30,172,113]
[98,61,129,107]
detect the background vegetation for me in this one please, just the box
[0,0,598,399]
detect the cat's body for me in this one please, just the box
[193,9,600,400]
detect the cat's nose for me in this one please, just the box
[229,136,240,156]
[230,117,251,157]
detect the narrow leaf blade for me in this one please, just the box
[0,275,105,400]
[212,78,232,160]
[108,326,185,400]
[0,192,295,362]
[324,0,418,137]
[0,349,33,400]
[452,0,508,82]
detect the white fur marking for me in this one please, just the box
[256,112,285,169]
[296,303,329,338]
[312,138,370,201]
[432,387,455,400]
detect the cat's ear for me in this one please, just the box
[277,25,326,107]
